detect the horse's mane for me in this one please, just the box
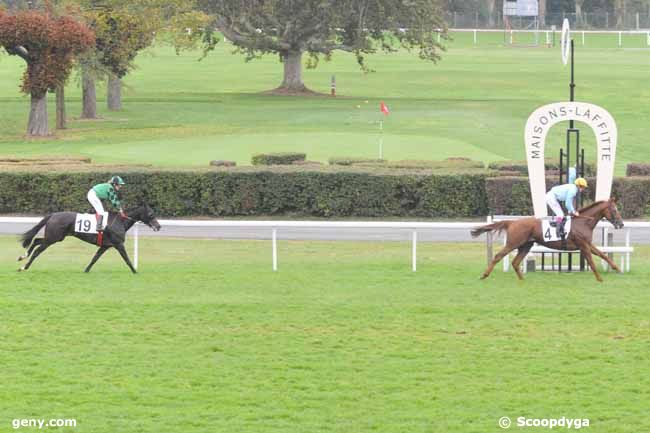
[577,200,607,213]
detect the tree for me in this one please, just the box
[77,1,211,116]
[0,10,94,136]
[90,9,155,110]
[199,0,448,93]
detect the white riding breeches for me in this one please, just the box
[545,191,565,217]
[87,189,105,215]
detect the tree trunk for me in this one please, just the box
[81,71,97,119]
[27,91,49,136]
[575,0,583,25]
[615,0,624,28]
[279,50,306,92]
[487,0,496,27]
[56,84,66,130]
[539,0,547,26]
[107,75,122,111]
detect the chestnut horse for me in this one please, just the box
[471,198,624,281]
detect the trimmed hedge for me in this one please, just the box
[350,159,485,170]
[329,157,385,166]
[626,163,650,177]
[329,158,484,170]
[486,176,650,218]
[0,169,489,218]
[209,160,236,167]
[488,159,596,177]
[0,156,91,164]
[251,152,306,165]
[2,169,647,218]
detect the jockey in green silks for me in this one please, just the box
[87,176,126,232]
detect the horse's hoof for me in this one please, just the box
[17,255,25,262]
[17,266,25,272]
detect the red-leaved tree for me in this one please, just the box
[0,10,94,136]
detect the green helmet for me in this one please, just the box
[110,175,125,186]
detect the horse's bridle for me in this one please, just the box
[606,201,624,229]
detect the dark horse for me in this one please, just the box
[18,204,161,273]
[471,198,624,281]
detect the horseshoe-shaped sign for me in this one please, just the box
[525,102,617,217]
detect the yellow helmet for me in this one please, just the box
[575,178,588,188]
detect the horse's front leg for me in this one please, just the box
[114,243,137,274]
[589,244,622,273]
[576,241,603,282]
[85,246,110,273]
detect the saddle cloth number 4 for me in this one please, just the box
[541,218,572,242]
[75,213,106,234]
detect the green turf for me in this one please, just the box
[1,235,649,432]
[1,34,649,173]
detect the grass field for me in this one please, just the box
[2,235,650,432]
[1,32,649,172]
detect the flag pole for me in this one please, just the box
[379,119,383,159]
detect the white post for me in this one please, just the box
[601,227,609,270]
[510,30,514,44]
[486,215,493,266]
[412,231,417,272]
[503,231,509,272]
[379,120,383,159]
[647,32,650,46]
[625,228,631,272]
[473,29,477,45]
[546,31,550,45]
[582,31,585,45]
[272,228,277,272]
[133,223,139,270]
[619,31,622,47]
[437,32,441,43]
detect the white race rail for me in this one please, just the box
[152,220,479,272]
[0,217,478,272]
[3,217,648,273]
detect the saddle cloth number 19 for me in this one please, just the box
[74,213,105,234]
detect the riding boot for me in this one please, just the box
[557,217,566,239]
[96,214,104,246]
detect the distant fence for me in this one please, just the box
[446,11,650,31]
[449,28,650,48]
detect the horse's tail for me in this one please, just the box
[21,215,51,248]
[471,221,511,238]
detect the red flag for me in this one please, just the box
[380,101,390,116]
